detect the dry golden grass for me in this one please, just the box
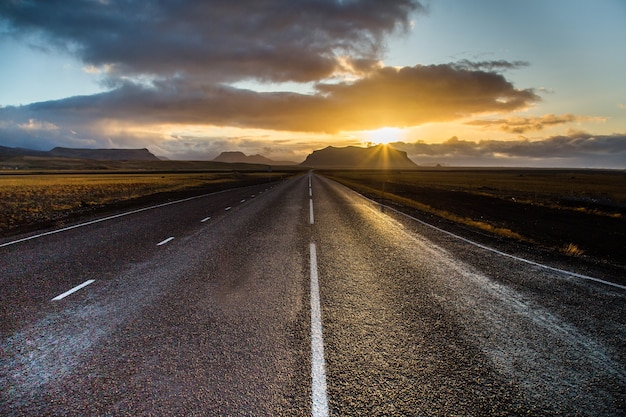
[561,243,585,257]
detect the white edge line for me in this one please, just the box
[380,204,626,290]
[52,279,96,301]
[157,237,175,246]
[0,186,251,248]
[325,177,626,291]
[310,242,329,417]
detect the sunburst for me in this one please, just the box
[364,127,403,145]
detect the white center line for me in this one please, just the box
[157,237,175,246]
[309,243,329,417]
[201,216,211,223]
[309,199,315,225]
[51,279,96,301]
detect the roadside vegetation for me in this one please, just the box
[320,169,626,266]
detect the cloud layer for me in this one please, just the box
[466,114,606,133]
[0,64,539,139]
[0,0,423,84]
[392,133,626,168]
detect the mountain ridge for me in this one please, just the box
[1,144,419,169]
[0,145,159,161]
[212,151,297,166]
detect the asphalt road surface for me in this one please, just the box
[1,173,624,416]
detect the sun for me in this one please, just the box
[363,127,404,145]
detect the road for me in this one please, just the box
[1,173,624,416]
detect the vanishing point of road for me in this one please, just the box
[1,173,624,415]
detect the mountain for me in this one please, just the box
[0,146,159,161]
[0,145,48,158]
[301,145,418,169]
[213,151,297,165]
[48,147,159,161]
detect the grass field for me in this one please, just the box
[0,171,290,234]
[322,169,626,209]
[320,169,626,266]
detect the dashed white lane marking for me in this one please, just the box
[309,199,315,225]
[225,206,232,211]
[157,237,175,246]
[51,279,96,301]
[240,199,246,203]
[201,216,211,223]
[0,187,244,248]
[310,243,329,417]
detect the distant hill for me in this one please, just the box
[48,147,158,161]
[213,151,297,166]
[301,145,418,169]
[0,145,48,158]
[0,145,159,161]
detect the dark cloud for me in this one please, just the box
[313,65,539,130]
[466,114,602,133]
[391,133,626,168]
[0,0,424,83]
[0,64,540,141]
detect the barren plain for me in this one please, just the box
[320,169,626,270]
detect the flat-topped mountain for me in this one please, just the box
[213,151,297,166]
[48,147,158,161]
[301,144,418,169]
[0,145,159,161]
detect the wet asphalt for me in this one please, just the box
[1,173,624,416]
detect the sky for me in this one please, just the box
[0,0,625,167]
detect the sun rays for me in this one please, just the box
[362,127,404,146]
